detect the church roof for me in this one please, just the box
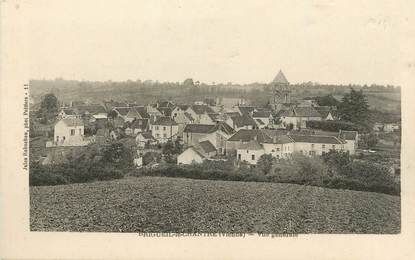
[272,70,289,85]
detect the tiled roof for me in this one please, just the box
[252,111,271,118]
[216,121,235,135]
[228,129,272,143]
[289,135,345,144]
[114,107,130,116]
[263,135,294,144]
[314,106,336,118]
[183,124,217,134]
[231,115,257,128]
[199,140,217,153]
[255,118,265,125]
[133,106,150,119]
[238,106,256,115]
[76,104,106,115]
[153,116,178,126]
[239,140,263,150]
[61,118,84,127]
[281,107,322,118]
[190,105,215,115]
[272,70,289,84]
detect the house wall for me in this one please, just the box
[225,140,243,155]
[293,142,344,156]
[262,143,294,159]
[183,132,215,147]
[343,140,355,155]
[282,116,322,129]
[177,148,204,165]
[236,148,265,165]
[54,121,85,146]
[151,125,179,143]
[215,131,231,154]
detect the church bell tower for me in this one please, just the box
[270,70,291,111]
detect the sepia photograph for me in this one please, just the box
[1,0,414,259]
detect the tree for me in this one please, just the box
[102,142,133,169]
[314,94,340,107]
[38,93,59,123]
[360,133,378,149]
[257,154,274,175]
[143,152,161,165]
[183,78,194,87]
[338,88,369,126]
[40,93,59,113]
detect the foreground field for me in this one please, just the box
[30,177,400,233]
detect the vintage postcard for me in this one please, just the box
[1,0,415,259]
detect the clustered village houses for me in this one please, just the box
[33,71,362,166]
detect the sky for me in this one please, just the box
[16,0,414,85]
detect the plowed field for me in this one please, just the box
[30,177,400,233]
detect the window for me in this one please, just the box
[163,126,166,131]
[311,144,315,149]
[155,126,159,130]
[277,148,280,151]
[163,133,167,138]
[332,145,335,149]
[56,136,59,142]
[322,144,326,149]
[70,129,75,136]
[238,154,241,160]
[276,155,280,159]
[246,150,249,153]
[156,133,160,138]
[309,151,312,156]
[79,129,81,135]
[252,154,255,161]
[272,149,275,153]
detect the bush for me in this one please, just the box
[269,153,329,185]
[29,161,126,186]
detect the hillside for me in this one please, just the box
[30,177,400,234]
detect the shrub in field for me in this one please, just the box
[269,153,329,185]
[142,152,162,165]
[29,143,132,186]
[257,154,275,175]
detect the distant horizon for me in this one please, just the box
[29,76,401,88]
